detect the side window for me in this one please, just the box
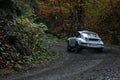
[76,32,81,38]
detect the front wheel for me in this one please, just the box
[75,42,82,53]
[67,41,71,52]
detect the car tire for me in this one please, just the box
[75,42,82,53]
[96,48,103,52]
[67,41,71,52]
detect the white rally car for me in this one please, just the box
[67,30,104,52]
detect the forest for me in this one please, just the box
[0,0,120,72]
[35,0,120,44]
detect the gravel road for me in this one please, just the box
[0,42,120,80]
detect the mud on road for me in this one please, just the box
[0,42,120,80]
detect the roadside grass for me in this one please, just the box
[0,49,58,76]
[0,69,14,76]
[46,34,67,43]
[0,34,59,76]
[105,40,120,49]
[105,44,120,49]
[31,49,58,67]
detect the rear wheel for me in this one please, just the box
[96,48,103,52]
[98,48,103,52]
[75,42,82,53]
[67,41,71,52]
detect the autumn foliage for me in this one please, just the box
[35,0,85,37]
[35,0,120,44]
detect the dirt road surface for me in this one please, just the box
[0,42,120,80]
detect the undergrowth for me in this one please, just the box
[0,13,58,74]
